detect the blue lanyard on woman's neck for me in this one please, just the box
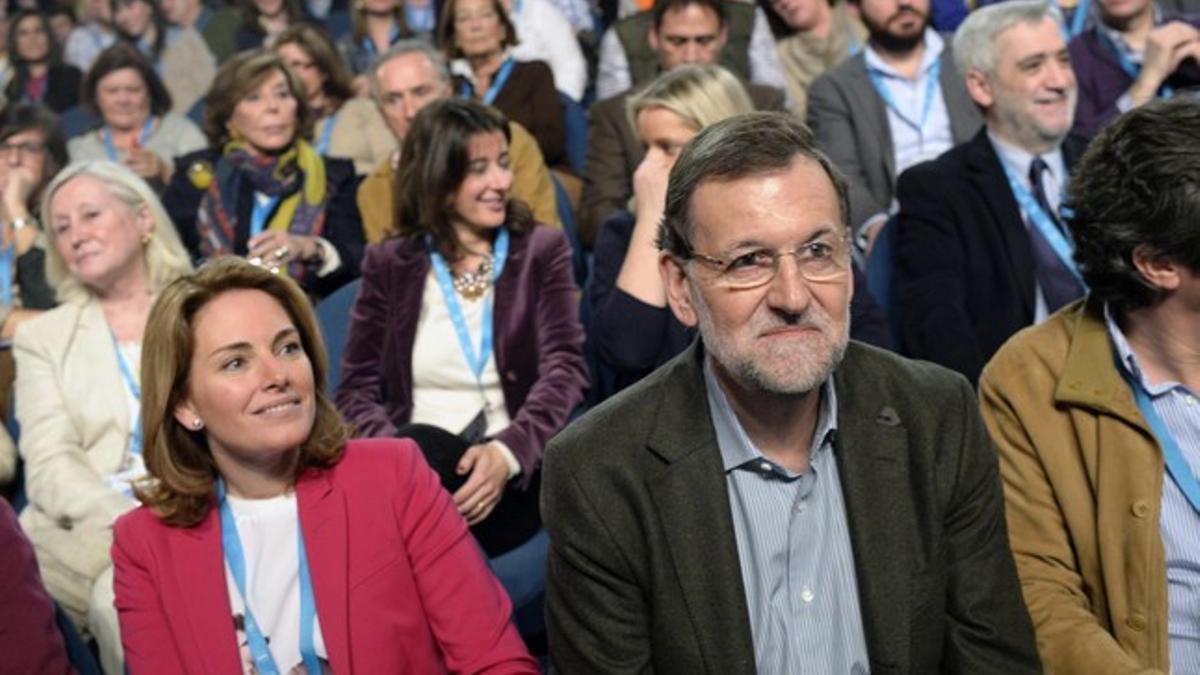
[250,193,282,238]
[1067,0,1090,39]
[103,116,155,162]
[1096,22,1174,97]
[461,57,516,106]
[110,333,143,456]
[427,227,509,381]
[361,22,401,55]
[315,111,339,156]
[217,478,321,675]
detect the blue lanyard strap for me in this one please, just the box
[250,194,282,238]
[1119,367,1200,515]
[1096,25,1174,97]
[461,57,516,106]
[868,57,941,134]
[111,333,142,456]
[846,27,860,56]
[102,116,155,162]
[315,111,338,156]
[1068,0,1090,39]
[427,227,509,381]
[361,23,401,56]
[0,243,13,307]
[999,162,1088,288]
[217,479,321,675]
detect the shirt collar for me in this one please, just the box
[864,28,943,80]
[1103,301,1182,397]
[703,357,839,476]
[986,130,1067,190]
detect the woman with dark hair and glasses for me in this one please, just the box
[5,10,83,113]
[68,43,207,185]
[274,23,393,174]
[110,0,216,114]
[336,98,587,558]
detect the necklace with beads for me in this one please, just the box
[451,254,494,300]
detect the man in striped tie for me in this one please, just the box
[893,0,1087,385]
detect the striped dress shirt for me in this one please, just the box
[1106,304,1200,673]
[703,361,870,674]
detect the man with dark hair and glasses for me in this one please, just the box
[542,110,1040,673]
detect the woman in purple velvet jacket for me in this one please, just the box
[335,99,588,557]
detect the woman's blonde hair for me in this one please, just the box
[39,160,193,304]
[136,257,351,527]
[626,64,757,136]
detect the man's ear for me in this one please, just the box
[715,23,728,50]
[963,69,994,110]
[648,23,660,52]
[1132,244,1183,292]
[660,252,698,327]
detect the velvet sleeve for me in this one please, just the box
[334,243,400,438]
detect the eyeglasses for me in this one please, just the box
[684,236,851,289]
[0,141,46,157]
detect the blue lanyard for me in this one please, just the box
[1096,25,1174,97]
[427,228,509,381]
[315,111,338,156]
[361,23,400,56]
[867,57,942,134]
[0,243,12,307]
[846,26,860,56]
[217,479,321,675]
[1067,0,1090,39]
[461,57,516,106]
[250,194,282,238]
[512,0,524,16]
[102,116,155,162]
[1119,367,1200,515]
[999,161,1088,288]
[110,334,142,456]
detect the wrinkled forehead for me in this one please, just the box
[688,161,844,250]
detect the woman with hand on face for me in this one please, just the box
[5,10,83,114]
[69,43,208,187]
[14,160,192,675]
[113,257,538,674]
[0,104,67,491]
[110,0,216,115]
[336,99,588,558]
[275,23,394,174]
[162,50,365,300]
[438,0,564,167]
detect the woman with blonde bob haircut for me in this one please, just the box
[113,257,536,673]
[15,160,192,674]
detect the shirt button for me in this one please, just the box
[1186,395,1197,406]
[759,461,772,473]
[801,587,814,603]
[1131,500,1151,519]
[794,500,807,513]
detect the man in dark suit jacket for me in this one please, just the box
[807,0,982,250]
[894,0,1088,384]
[578,0,787,245]
[544,112,1039,673]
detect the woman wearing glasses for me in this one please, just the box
[588,65,890,396]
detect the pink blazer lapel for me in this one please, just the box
[297,468,351,674]
[168,509,243,673]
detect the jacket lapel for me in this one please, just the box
[644,344,757,673]
[72,299,133,461]
[169,509,243,673]
[832,348,914,674]
[848,55,896,184]
[297,468,351,674]
[965,130,1036,316]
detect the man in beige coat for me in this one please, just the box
[980,100,1200,674]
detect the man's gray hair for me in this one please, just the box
[952,0,1064,77]
[368,39,451,102]
[657,111,850,258]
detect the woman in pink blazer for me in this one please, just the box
[112,257,536,674]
